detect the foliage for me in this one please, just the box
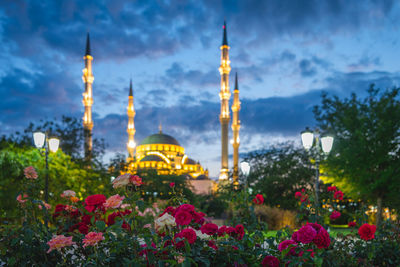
[1,116,107,167]
[1,167,400,266]
[244,142,315,210]
[313,85,400,216]
[0,143,112,222]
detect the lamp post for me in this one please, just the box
[33,132,60,205]
[301,127,334,213]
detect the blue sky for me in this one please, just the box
[1,0,400,178]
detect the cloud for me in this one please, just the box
[299,59,317,77]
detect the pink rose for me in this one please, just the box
[47,235,76,253]
[313,227,331,249]
[129,175,143,186]
[334,190,344,200]
[103,194,125,209]
[24,166,38,179]
[38,202,52,210]
[83,232,104,248]
[16,193,29,204]
[278,239,297,256]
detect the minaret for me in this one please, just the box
[127,79,136,161]
[218,21,231,181]
[231,73,241,186]
[82,33,94,161]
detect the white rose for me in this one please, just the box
[112,174,131,188]
[155,213,176,232]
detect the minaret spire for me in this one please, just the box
[82,33,94,162]
[231,72,241,186]
[218,21,231,181]
[127,79,136,161]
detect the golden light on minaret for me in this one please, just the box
[218,21,231,181]
[127,79,136,161]
[231,72,241,186]
[82,33,94,161]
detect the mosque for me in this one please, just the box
[81,22,241,193]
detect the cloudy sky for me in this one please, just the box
[1,0,400,178]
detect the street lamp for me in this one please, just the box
[33,131,60,205]
[301,127,334,213]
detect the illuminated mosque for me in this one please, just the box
[81,22,241,191]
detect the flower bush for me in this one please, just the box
[0,168,399,266]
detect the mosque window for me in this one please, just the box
[171,146,175,152]
[151,145,156,150]
[165,146,169,151]
[146,162,150,167]
[158,145,162,150]
[151,162,156,168]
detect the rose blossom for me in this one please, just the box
[296,225,317,244]
[200,223,218,235]
[348,221,356,227]
[61,190,76,198]
[253,194,264,205]
[38,202,52,210]
[103,194,125,209]
[47,235,76,253]
[334,190,344,200]
[174,228,197,248]
[358,223,376,241]
[155,213,176,232]
[330,210,341,220]
[70,196,79,203]
[278,239,297,256]
[16,193,29,204]
[175,210,192,225]
[235,224,245,240]
[218,225,227,236]
[313,227,331,249]
[169,182,175,188]
[83,232,104,248]
[327,186,337,192]
[262,255,280,267]
[85,194,106,212]
[294,191,302,199]
[24,166,38,179]
[121,204,131,209]
[129,175,143,186]
[112,173,131,188]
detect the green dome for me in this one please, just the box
[139,133,181,146]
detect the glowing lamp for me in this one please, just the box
[48,138,60,153]
[321,134,334,153]
[240,161,250,176]
[33,132,46,148]
[301,127,314,150]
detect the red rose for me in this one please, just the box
[169,182,175,188]
[313,227,331,249]
[253,194,264,205]
[176,204,195,213]
[226,226,236,236]
[218,225,227,236]
[232,245,239,250]
[160,206,176,217]
[53,204,66,218]
[301,194,309,202]
[296,225,317,244]
[295,191,302,199]
[348,221,356,227]
[208,240,218,250]
[82,215,92,225]
[174,228,197,248]
[78,223,89,234]
[175,211,192,225]
[358,223,376,241]
[327,186,337,192]
[333,190,344,200]
[85,194,106,212]
[201,223,218,235]
[262,255,280,267]
[192,211,206,224]
[278,239,297,256]
[235,224,245,240]
[330,210,341,220]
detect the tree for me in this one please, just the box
[0,143,113,221]
[244,142,315,210]
[1,116,106,168]
[313,85,400,226]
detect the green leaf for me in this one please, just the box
[96,220,106,231]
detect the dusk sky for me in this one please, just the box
[1,0,400,178]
